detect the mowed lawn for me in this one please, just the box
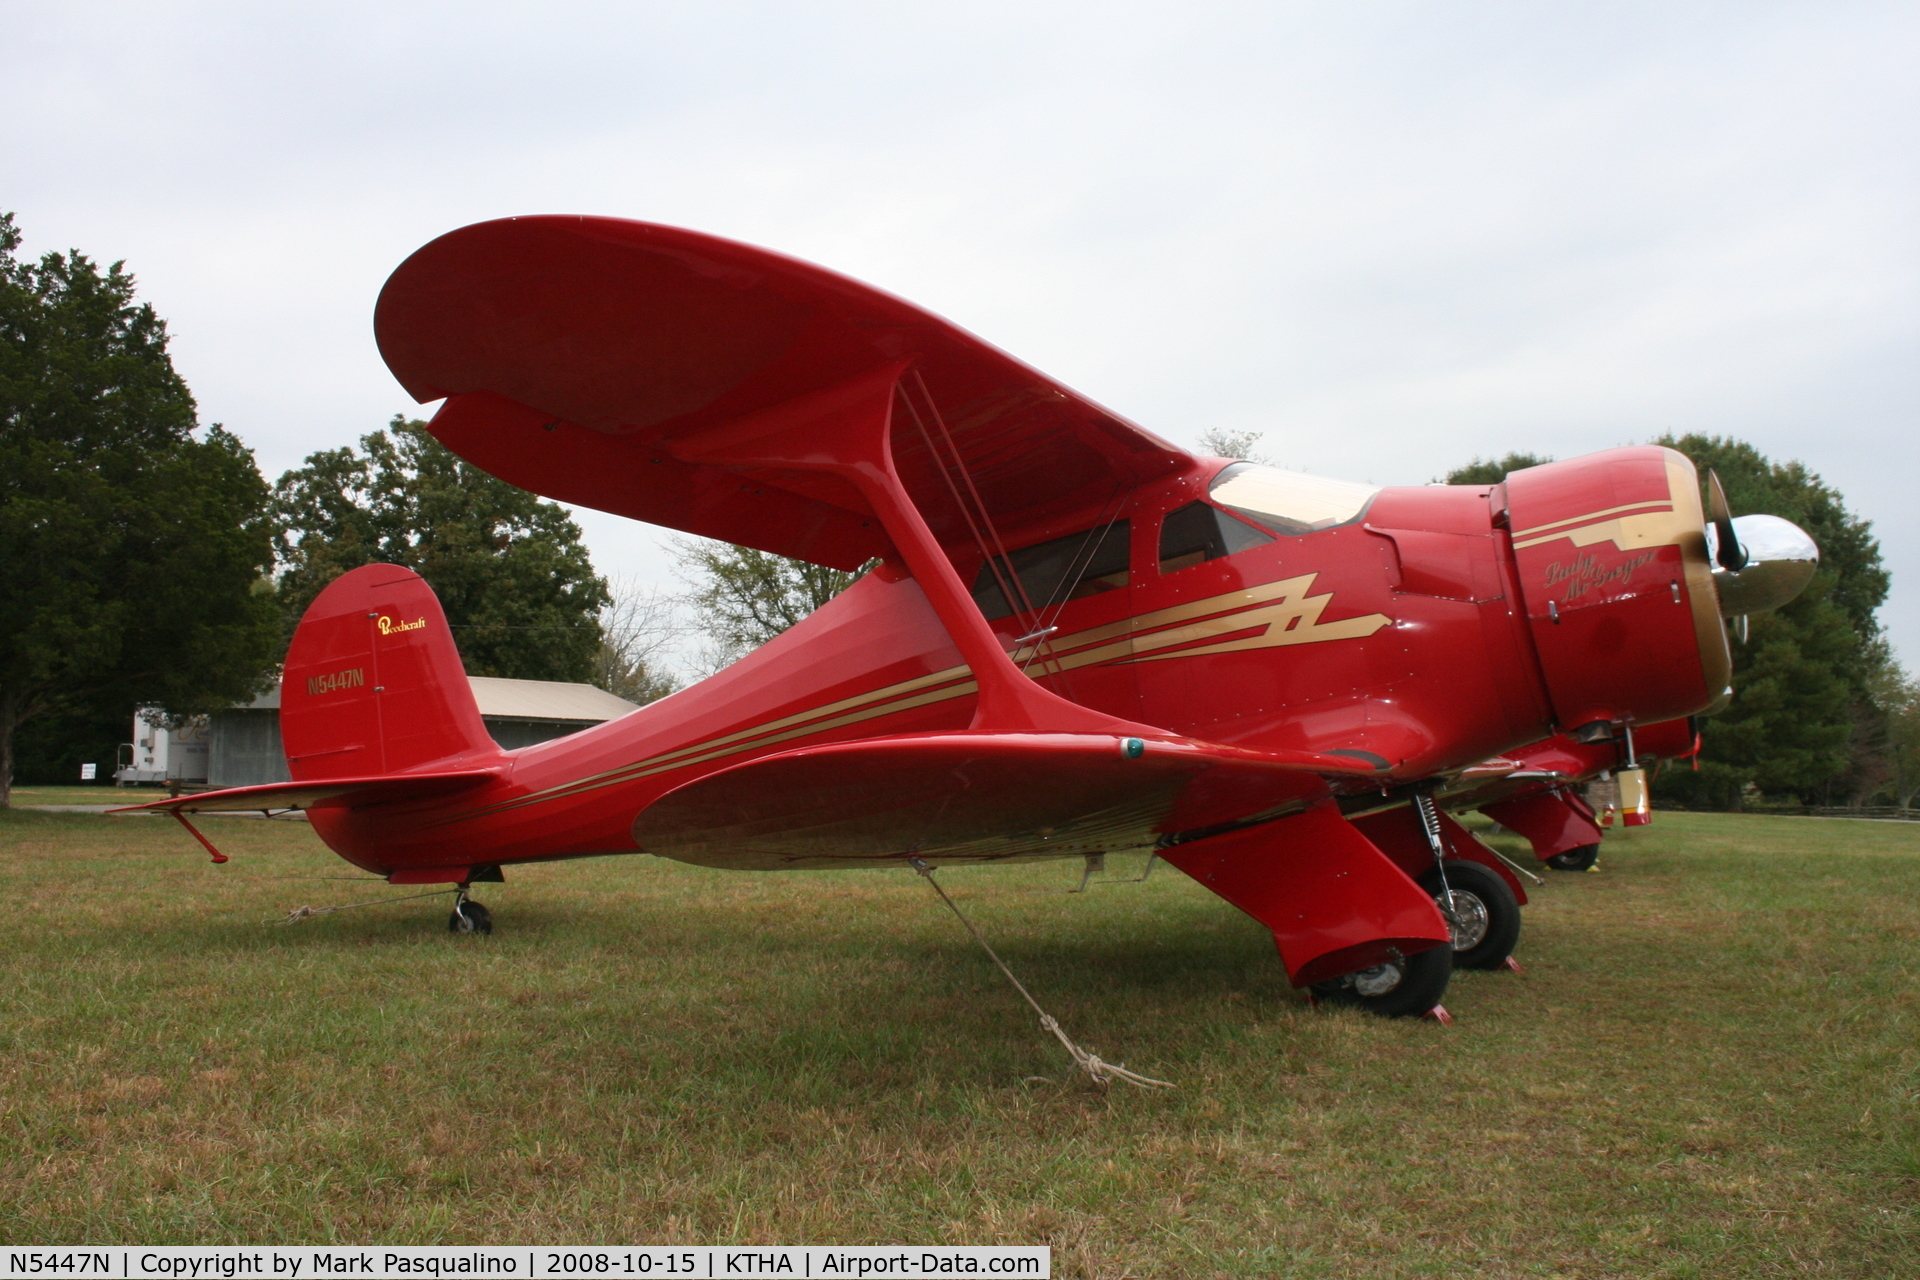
[0,806,1914,1277]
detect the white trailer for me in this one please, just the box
[114,709,209,786]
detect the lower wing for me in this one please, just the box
[631,731,1381,870]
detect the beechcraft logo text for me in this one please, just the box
[377,615,427,635]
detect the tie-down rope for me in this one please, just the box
[273,886,459,925]
[909,857,1173,1091]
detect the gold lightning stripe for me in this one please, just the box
[993,572,1390,674]
[1511,500,1679,551]
[1121,572,1390,663]
[447,572,1390,823]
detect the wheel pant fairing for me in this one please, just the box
[1160,802,1451,987]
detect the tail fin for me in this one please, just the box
[281,563,502,780]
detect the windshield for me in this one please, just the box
[1208,462,1378,535]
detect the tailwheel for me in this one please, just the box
[1310,943,1452,1018]
[1418,860,1521,971]
[1544,843,1600,872]
[448,898,492,935]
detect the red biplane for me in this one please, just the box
[125,216,1818,1019]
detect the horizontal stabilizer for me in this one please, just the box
[109,770,502,816]
[631,731,1381,870]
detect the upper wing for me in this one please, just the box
[374,217,1192,570]
[629,731,1383,870]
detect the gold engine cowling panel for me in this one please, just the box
[1503,446,1731,731]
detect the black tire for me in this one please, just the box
[1544,843,1600,872]
[1310,943,1453,1018]
[448,901,492,935]
[1417,860,1521,971]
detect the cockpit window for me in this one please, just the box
[971,521,1130,622]
[1158,500,1274,574]
[1208,462,1378,535]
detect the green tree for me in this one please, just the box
[7,703,127,787]
[1445,452,1553,485]
[1672,578,1862,809]
[677,538,867,674]
[1872,664,1920,810]
[1651,434,1888,809]
[0,213,280,805]
[273,419,611,683]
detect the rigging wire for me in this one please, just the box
[896,375,1072,687]
[1012,487,1129,679]
[896,383,1027,632]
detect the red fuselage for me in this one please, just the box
[303,446,1725,881]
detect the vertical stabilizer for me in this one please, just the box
[281,563,502,780]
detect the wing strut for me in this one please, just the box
[671,361,1163,738]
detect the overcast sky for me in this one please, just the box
[6,2,1915,662]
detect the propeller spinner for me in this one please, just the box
[1701,471,1819,621]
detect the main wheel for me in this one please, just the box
[448,900,493,934]
[1310,943,1452,1018]
[1418,860,1520,970]
[1544,843,1600,872]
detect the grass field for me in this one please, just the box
[8,786,165,806]
[0,807,1914,1277]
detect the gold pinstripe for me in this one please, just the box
[1510,498,1676,541]
[1511,498,1684,552]
[450,665,975,821]
[450,571,1390,823]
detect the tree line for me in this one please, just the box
[2,213,1907,811]
[0,215,676,800]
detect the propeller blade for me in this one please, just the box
[1707,471,1748,572]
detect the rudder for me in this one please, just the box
[281,563,502,780]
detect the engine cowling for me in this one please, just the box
[1501,446,1731,733]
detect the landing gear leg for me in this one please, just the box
[447,885,492,935]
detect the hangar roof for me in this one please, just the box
[465,677,638,723]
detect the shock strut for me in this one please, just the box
[1413,790,1456,931]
